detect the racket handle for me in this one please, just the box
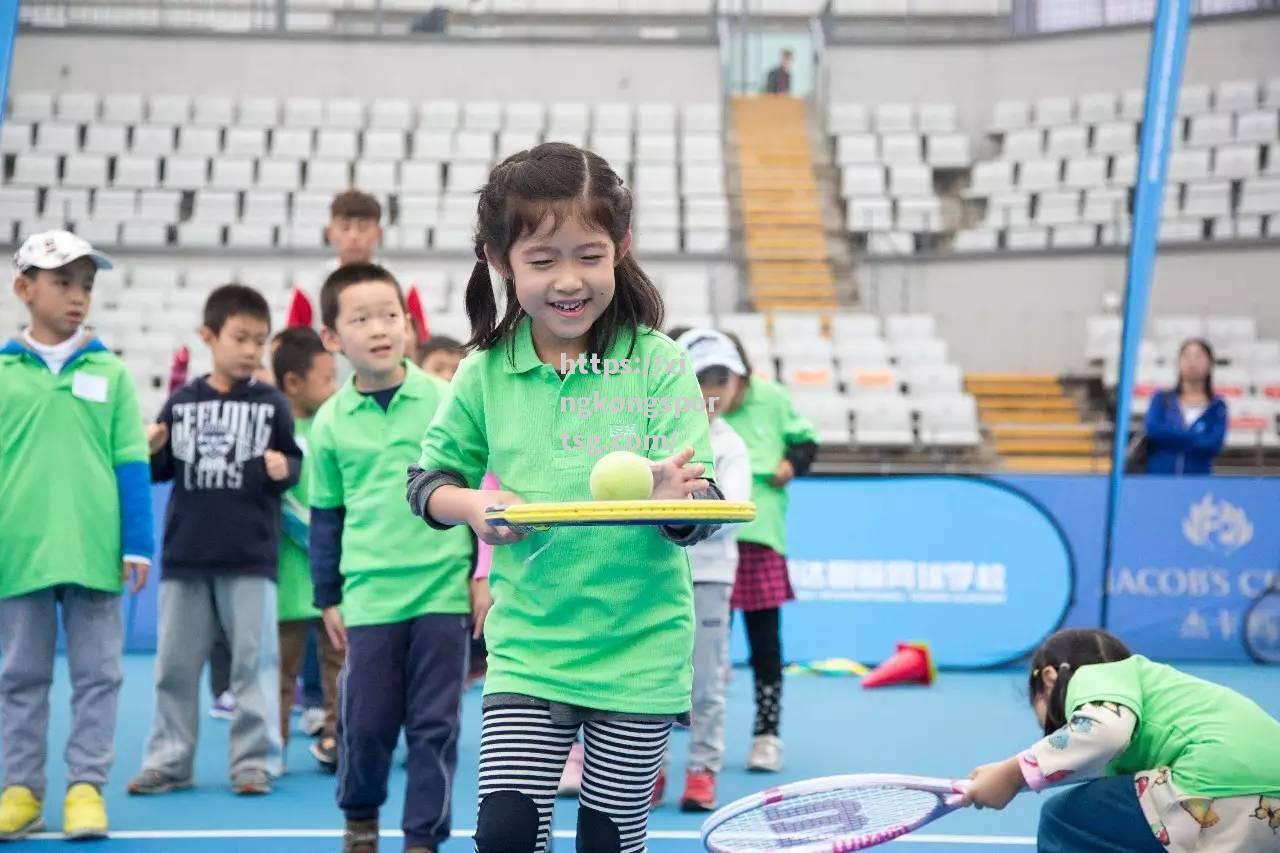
[945,780,972,809]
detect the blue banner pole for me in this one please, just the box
[0,0,18,128]
[1101,0,1193,629]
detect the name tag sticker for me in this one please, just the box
[71,371,109,403]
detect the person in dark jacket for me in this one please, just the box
[764,50,793,95]
[1143,338,1227,475]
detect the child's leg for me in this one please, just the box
[214,576,282,780]
[1038,776,1165,853]
[742,607,783,737]
[688,583,732,774]
[59,586,125,790]
[277,620,308,749]
[337,621,410,828]
[401,613,469,849]
[141,578,217,779]
[208,629,231,700]
[301,625,323,710]
[316,619,344,741]
[579,719,672,852]
[474,705,578,853]
[0,589,58,799]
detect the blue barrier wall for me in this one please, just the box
[130,476,1279,665]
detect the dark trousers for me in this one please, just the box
[301,626,323,707]
[742,607,782,736]
[337,613,469,849]
[209,627,231,698]
[1038,776,1164,853]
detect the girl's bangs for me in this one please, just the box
[504,194,619,248]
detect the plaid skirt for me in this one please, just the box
[731,542,795,612]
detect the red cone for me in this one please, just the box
[862,642,936,689]
[285,288,314,328]
[406,286,430,342]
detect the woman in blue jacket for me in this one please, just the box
[1143,338,1228,474]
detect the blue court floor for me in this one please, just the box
[5,656,1277,851]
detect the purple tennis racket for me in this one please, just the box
[702,774,971,852]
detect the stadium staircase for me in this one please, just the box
[731,95,840,313]
[967,373,1110,473]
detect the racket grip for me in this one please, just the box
[945,780,972,808]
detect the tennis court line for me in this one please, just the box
[26,828,1036,845]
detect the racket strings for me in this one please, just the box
[707,786,943,850]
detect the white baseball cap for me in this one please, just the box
[676,327,747,377]
[14,230,114,273]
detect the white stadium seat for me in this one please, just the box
[852,396,914,448]
[1236,110,1279,144]
[1077,92,1117,124]
[1214,79,1257,113]
[1002,129,1044,160]
[991,100,1029,132]
[1033,96,1074,127]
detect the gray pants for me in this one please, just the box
[688,582,732,773]
[0,586,124,799]
[140,576,282,782]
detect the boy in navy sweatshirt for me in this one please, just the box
[129,284,302,797]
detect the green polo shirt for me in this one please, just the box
[277,417,319,622]
[417,317,715,715]
[0,339,149,599]
[722,377,818,554]
[310,362,472,627]
[1066,656,1280,799]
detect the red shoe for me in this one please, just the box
[680,769,717,812]
[650,770,666,809]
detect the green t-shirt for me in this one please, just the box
[0,340,149,599]
[416,318,715,715]
[722,377,818,554]
[277,416,319,622]
[1066,655,1280,799]
[310,362,472,627]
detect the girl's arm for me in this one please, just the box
[1019,702,1138,792]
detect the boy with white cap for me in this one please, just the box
[0,231,153,840]
[658,328,752,812]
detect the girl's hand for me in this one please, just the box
[769,458,795,487]
[960,757,1025,811]
[650,447,710,500]
[470,490,528,546]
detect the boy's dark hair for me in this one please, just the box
[720,329,755,379]
[1029,628,1132,736]
[464,142,664,360]
[320,263,404,330]
[420,335,464,358]
[272,326,327,388]
[1175,337,1216,398]
[696,366,732,386]
[330,189,382,222]
[203,284,271,334]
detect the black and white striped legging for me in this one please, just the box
[474,704,671,853]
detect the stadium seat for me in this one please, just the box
[1167,148,1211,182]
[1077,92,1117,124]
[326,98,366,130]
[1178,83,1212,116]
[283,97,325,128]
[419,100,460,131]
[316,129,359,160]
[1033,96,1073,127]
[719,313,768,344]
[1224,397,1276,449]
[353,161,397,193]
[681,135,722,164]
[902,363,962,395]
[177,127,220,157]
[1002,128,1044,160]
[1236,110,1280,144]
[685,229,728,253]
[242,191,288,224]
[1006,226,1050,250]
[238,97,280,128]
[1063,156,1108,189]
[917,103,957,134]
[1051,223,1098,248]
[177,222,224,248]
[830,313,882,339]
[1240,178,1280,215]
[0,187,38,221]
[56,92,98,123]
[113,155,160,190]
[594,103,633,135]
[549,102,589,133]
[227,223,276,249]
[1035,190,1081,225]
[889,165,931,196]
[1,121,32,154]
[873,103,914,133]
[463,101,502,133]
[637,134,678,162]
[1046,126,1088,158]
[1092,120,1136,154]
[925,133,970,168]
[137,190,180,223]
[224,128,267,158]
[149,95,191,125]
[305,160,350,192]
[1082,187,1127,223]
[121,223,168,248]
[891,337,948,366]
[915,393,981,447]
[990,100,1029,132]
[638,103,677,134]
[1186,114,1232,148]
[847,198,893,231]
[192,96,234,127]
[74,220,120,246]
[881,133,923,165]
[1255,365,1280,398]
[885,314,935,341]
[35,122,79,154]
[789,391,852,445]
[1214,79,1258,113]
[85,125,129,157]
[829,103,870,134]
[779,356,838,391]
[1265,77,1280,110]
[44,188,89,220]
[369,98,413,130]
[867,231,915,256]
[1182,181,1231,218]
[837,134,878,165]
[505,101,544,132]
[967,160,1015,197]
[363,129,407,161]
[897,197,943,232]
[62,154,108,189]
[852,395,914,448]
[100,94,144,125]
[210,158,255,191]
[269,128,312,159]
[842,165,886,197]
[256,158,301,191]
[1213,144,1259,179]
[1018,159,1062,191]
[953,228,999,252]
[772,312,824,340]
[453,131,495,162]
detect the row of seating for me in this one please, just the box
[789,390,983,449]
[6,93,723,136]
[952,214,1280,253]
[968,152,1280,197]
[989,79,1280,131]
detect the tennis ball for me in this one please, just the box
[589,450,654,501]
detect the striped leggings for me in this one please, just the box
[474,705,671,853]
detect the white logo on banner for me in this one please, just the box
[1179,608,1210,639]
[1182,494,1253,555]
[789,560,1008,605]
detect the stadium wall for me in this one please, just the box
[861,246,1280,373]
[11,31,723,102]
[826,13,1280,126]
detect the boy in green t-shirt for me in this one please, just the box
[0,231,152,841]
[270,327,341,773]
[308,263,474,853]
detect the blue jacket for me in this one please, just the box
[1143,389,1227,475]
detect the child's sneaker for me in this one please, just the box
[557,741,584,798]
[127,769,194,795]
[679,769,717,812]
[311,736,338,773]
[299,706,326,737]
[63,782,108,839]
[747,735,784,773]
[0,785,43,840]
[209,691,237,720]
[232,770,272,796]
[343,818,379,853]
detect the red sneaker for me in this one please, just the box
[680,769,717,812]
[650,769,667,809]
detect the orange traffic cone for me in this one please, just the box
[862,641,936,689]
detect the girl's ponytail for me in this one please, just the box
[1029,628,1133,736]
[463,250,498,352]
[1042,663,1074,736]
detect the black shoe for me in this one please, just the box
[311,736,338,773]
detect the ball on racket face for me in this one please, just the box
[589,451,654,501]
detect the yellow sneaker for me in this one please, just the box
[0,785,43,841]
[62,783,107,840]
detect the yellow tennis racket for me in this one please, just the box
[484,500,756,532]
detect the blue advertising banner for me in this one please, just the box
[729,476,1075,669]
[1106,477,1280,661]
